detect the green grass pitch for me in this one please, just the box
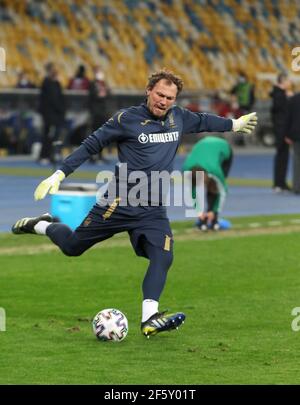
[1,214,300,385]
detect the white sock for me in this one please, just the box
[34,221,51,235]
[142,299,159,323]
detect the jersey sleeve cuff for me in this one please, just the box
[57,165,72,177]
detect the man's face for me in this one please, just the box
[49,64,58,79]
[146,79,178,118]
[282,78,292,90]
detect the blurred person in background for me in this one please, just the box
[231,72,255,146]
[284,91,300,194]
[67,64,90,90]
[231,71,255,114]
[0,124,17,154]
[16,70,36,89]
[67,65,90,152]
[270,73,293,192]
[212,92,243,119]
[38,62,65,165]
[88,65,110,163]
[183,136,233,231]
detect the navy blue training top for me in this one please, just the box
[60,103,232,176]
[60,104,232,207]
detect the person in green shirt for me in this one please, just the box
[183,136,233,230]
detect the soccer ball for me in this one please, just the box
[92,308,128,342]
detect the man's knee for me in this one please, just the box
[61,246,83,257]
[61,241,85,257]
[164,250,174,270]
[154,249,173,271]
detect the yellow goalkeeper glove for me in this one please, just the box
[232,112,258,134]
[34,170,65,201]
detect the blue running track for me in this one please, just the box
[0,151,299,232]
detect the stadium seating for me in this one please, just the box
[0,0,299,96]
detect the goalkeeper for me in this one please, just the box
[11,69,257,338]
[183,136,234,231]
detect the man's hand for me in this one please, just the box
[34,170,65,201]
[205,211,216,223]
[197,211,218,231]
[232,112,258,134]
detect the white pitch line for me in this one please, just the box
[249,223,261,228]
[268,221,282,226]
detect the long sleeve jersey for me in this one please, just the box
[60,103,232,205]
[182,136,232,213]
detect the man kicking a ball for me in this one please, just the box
[12,69,257,337]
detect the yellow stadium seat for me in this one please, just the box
[0,0,299,94]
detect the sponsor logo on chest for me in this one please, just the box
[138,131,179,144]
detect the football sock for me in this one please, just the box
[34,221,52,235]
[142,299,159,323]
